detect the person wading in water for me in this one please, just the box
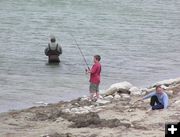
[45,35,62,63]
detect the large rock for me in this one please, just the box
[104,87,118,96]
[104,81,133,96]
[129,87,142,96]
[153,77,180,87]
[110,81,133,90]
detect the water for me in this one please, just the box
[0,0,180,112]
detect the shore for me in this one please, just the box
[0,78,180,137]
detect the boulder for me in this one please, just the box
[104,81,133,96]
[153,78,180,87]
[110,81,133,90]
[104,87,118,96]
[129,87,142,96]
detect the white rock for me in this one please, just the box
[154,79,177,86]
[174,100,180,104]
[62,109,71,113]
[96,99,110,104]
[121,94,130,99]
[142,88,155,93]
[110,81,133,90]
[104,87,118,96]
[80,97,89,101]
[75,110,89,114]
[104,81,133,96]
[174,77,180,84]
[114,94,121,100]
[166,90,174,96]
[99,95,103,99]
[129,87,142,96]
[83,106,93,111]
[104,95,114,100]
[71,108,79,113]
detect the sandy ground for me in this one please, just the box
[0,85,180,137]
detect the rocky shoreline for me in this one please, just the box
[0,78,180,137]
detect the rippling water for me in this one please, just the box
[0,0,180,112]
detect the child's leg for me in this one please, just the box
[150,95,159,106]
[152,104,164,110]
[95,84,100,99]
[89,83,96,99]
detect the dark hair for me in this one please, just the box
[156,85,162,90]
[51,38,56,43]
[94,55,101,61]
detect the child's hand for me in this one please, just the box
[85,69,89,74]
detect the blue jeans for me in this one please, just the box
[150,95,164,110]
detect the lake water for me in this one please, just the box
[0,0,180,112]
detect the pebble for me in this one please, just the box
[114,94,121,100]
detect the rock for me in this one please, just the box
[141,90,147,95]
[43,132,76,137]
[117,88,130,94]
[104,81,133,96]
[174,100,180,104]
[161,85,168,90]
[142,88,155,93]
[121,94,130,100]
[104,95,114,100]
[166,90,174,96]
[99,95,103,99]
[75,110,89,114]
[62,109,71,113]
[96,99,110,105]
[114,93,121,100]
[154,78,180,87]
[110,81,133,90]
[129,87,142,96]
[71,108,79,113]
[83,106,93,111]
[104,87,118,96]
[174,77,180,84]
[80,96,89,101]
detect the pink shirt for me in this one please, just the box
[90,62,101,84]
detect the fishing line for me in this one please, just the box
[69,33,90,70]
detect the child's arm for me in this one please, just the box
[143,91,156,100]
[163,94,169,109]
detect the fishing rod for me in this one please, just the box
[70,33,90,70]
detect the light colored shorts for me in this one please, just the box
[89,83,99,93]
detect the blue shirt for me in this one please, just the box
[143,91,169,109]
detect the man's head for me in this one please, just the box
[155,85,164,94]
[50,35,56,43]
[94,55,101,63]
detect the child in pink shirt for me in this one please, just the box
[86,55,101,100]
